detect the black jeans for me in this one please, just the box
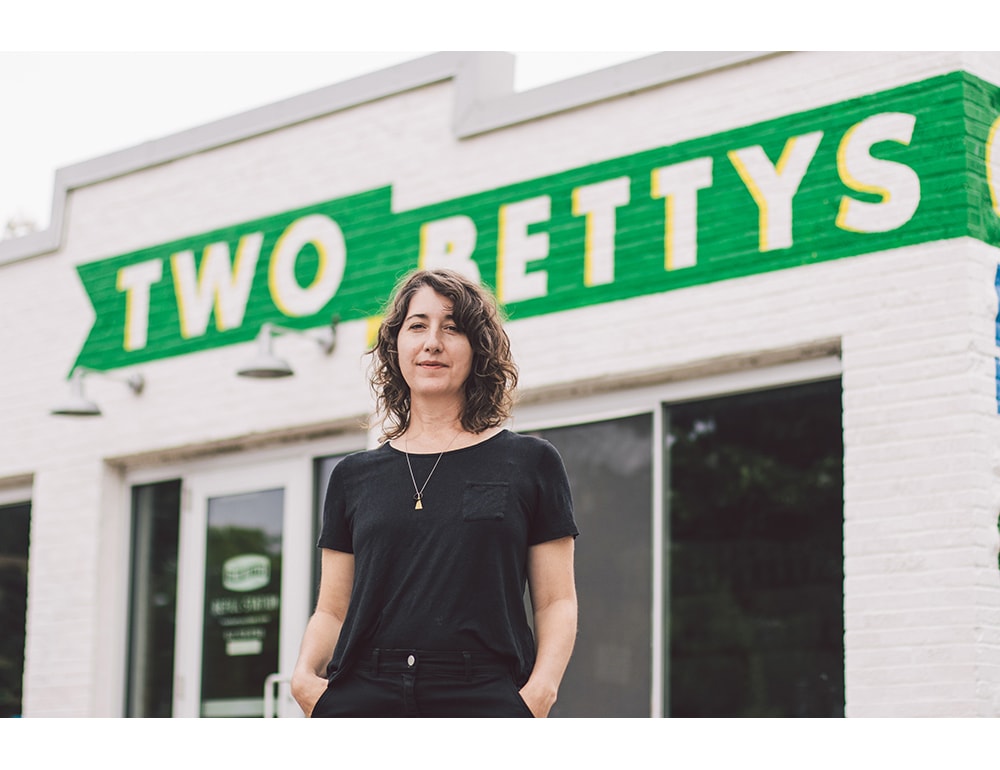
[311,648,535,718]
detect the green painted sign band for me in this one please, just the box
[73,71,1000,373]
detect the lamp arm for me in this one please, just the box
[71,366,145,395]
[264,316,339,355]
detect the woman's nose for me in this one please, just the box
[424,328,442,350]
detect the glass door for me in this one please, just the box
[172,459,313,717]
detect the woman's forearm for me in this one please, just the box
[290,608,345,715]
[291,549,354,715]
[292,609,343,679]
[521,595,578,716]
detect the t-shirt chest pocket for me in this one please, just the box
[461,481,509,522]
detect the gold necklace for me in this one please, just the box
[404,432,461,510]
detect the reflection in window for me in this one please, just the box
[524,378,843,717]
[530,414,653,717]
[313,455,348,608]
[200,489,283,717]
[666,379,844,716]
[126,480,181,718]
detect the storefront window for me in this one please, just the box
[313,455,348,607]
[529,377,843,717]
[0,501,30,718]
[125,480,181,718]
[531,415,654,717]
[666,380,844,716]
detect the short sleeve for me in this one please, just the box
[528,439,579,546]
[317,458,355,553]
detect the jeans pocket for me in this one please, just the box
[509,677,536,718]
[309,681,335,717]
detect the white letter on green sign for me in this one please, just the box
[836,112,920,233]
[728,131,824,252]
[171,233,264,339]
[419,215,481,283]
[651,157,713,271]
[269,214,346,317]
[116,259,163,351]
[573,177,631,287]
[497,196,551,304]
[987,115,1000,217]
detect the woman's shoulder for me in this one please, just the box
[495,432,570,487]
[331,443,394,474]
[494,429,561,458]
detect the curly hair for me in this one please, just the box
[368,269,518,441]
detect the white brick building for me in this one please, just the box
[1,51,999,717]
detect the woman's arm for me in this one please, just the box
[290,548,355,716]
[520,535,578,718]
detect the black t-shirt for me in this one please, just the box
[318,429,578,683]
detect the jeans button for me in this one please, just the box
[407,654,415,667]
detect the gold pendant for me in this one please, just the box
[414,497,423,510]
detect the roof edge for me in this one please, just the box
[456,50,780,137]
[0,50,778,267]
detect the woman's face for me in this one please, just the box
[396,285,474,403]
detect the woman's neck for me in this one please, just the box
[393,400,504,452]
[398,399,465,451]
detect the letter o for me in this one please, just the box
[269,214,346,317]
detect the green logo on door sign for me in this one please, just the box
[221,554,271,593]
[72,71,1000,373]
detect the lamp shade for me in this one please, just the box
[50,370,102,416]
[236,352,294,378]
[237,325,295,378]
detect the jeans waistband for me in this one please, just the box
[362,648,511,678]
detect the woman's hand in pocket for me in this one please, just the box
[518,680,557,718]
[291,673,330,717]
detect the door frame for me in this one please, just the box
[120,432,365,717]
[172,457,308,717]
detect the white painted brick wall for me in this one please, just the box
[2,51,999,715]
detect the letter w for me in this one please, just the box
[170,233,264,339]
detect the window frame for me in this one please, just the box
[511,356,842,716]
[0,483,32,508]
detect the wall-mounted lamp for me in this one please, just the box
[237,317,339,379]
[50,367,145,417]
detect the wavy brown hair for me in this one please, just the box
[368,269,518,441]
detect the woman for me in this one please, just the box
[291,268,579,718]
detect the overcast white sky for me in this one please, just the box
[0,1,981,234]
[0,51,662,232]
